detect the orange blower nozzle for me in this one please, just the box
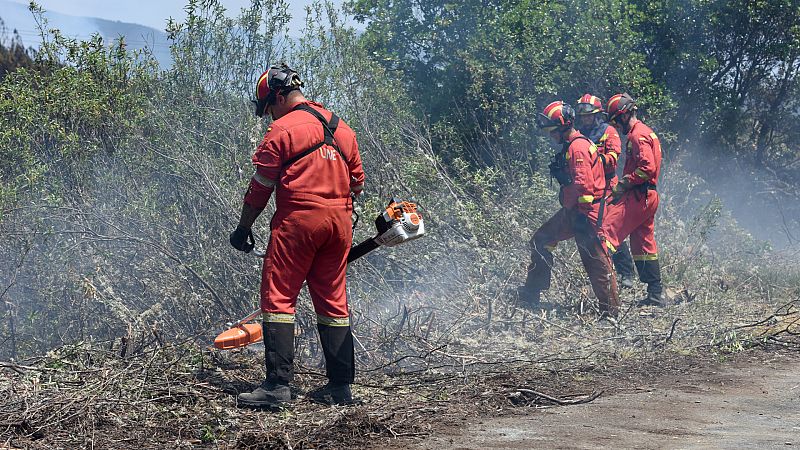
[213,323,263,350]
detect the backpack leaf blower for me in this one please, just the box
[214,197,424,350]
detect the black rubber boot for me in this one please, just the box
[613,241,636,289]
[637,289,667,307]
[318,322,355,383]
[517,286,541,308]
[308,382,355,405]
[314,322,356,405]
[634,259,666,307]
[264,321,295,383]
[237,321,295,408]
[237,379,291,408]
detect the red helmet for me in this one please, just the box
[606,93,637,122]
[537,101,575,131]
[253,63,304,117]
[575,94,603,115]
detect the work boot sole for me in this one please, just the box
[307,394,361,406]
[635,299,667,308]
[236,389,295,410]
[306,387,361,406]
[237,396,290,410]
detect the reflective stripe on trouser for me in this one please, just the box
[318,324,355,384]
[523,207,619,316]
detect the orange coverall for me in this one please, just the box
[243,101,365,323]
[602,119,662,260]
[522,131,619,316]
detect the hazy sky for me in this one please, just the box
[9,0,345,31]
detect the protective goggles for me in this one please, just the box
[536,113,562,132]
[575,103,601,115]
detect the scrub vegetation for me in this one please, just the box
[1,0,799,447]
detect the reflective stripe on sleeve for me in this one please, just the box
[633,253,658,261]
[607,152,619,161]
[605,240,617,253]
[262,312,295,324]
[317,315,350,327]
[634,168,650,180]
[578,195,594,203]
[588,144,597,155]
[253,171,276,188]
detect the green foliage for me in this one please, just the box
[347,0,676,167]
[634,0,800,169]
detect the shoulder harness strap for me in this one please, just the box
[281,104,347,169]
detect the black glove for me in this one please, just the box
[573,213,593,236]
[229,225,255,253]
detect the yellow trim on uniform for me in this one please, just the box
[650,132,658,139]
[605,241,617,253]
[262,312,295,324]
[588,144,597,154]
[578,195,594,203]
[634,168,650,180]
[607,152,619,161]
[317,315,350,327]
[600,133,608,142]
[565,152,571,160]
[633,253,658,261]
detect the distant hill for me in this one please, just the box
[0,0,172,67]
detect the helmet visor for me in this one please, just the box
[537,113,558,130]
[575,103,600,116]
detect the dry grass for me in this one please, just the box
[1,293,797,449]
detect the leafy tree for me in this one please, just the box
[0,21,34,80]
[635,0,800,170]
[347,0,674,169]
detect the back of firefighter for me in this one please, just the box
[602,93,665,306]
[575,94,636,289]
[517,101,619,318]
[229,64,365,408]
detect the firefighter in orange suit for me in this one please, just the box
[575,94,636,289]
[518,101,619,317]
[229,64,365,407]
[602,93,665,306]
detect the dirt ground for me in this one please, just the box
[411,350,800,449]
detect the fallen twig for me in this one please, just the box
[510,388,602,406]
